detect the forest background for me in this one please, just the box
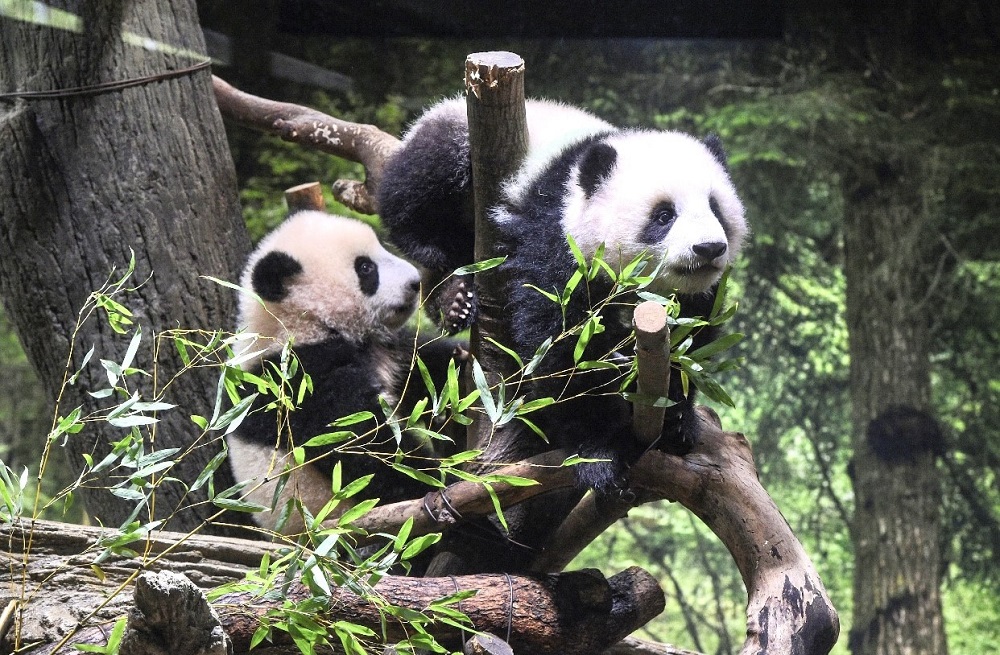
[1,1,998,653]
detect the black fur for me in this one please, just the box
[497,138,717,493]
[702,133,729,170]
[378,109,478,330]
[251,251,303,301]
[238,331,462,506]
[378,110,724,494]
[578,142,618,198]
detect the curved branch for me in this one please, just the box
[212,75,399,214]
[629,408,840,655]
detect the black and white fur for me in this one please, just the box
[378,97,747,495]
[227,210,454,534]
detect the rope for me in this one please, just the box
[0,59,211,101]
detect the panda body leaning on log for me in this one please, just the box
[227,210,460,534]
[377,97,748,493]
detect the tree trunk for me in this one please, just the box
[843,145,947,655]
[0,1,251,534]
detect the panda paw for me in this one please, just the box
[573,449,634,499]
[659,405,698,455]
[443,275,477,334]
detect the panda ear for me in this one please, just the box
[578,142,618,199]
[702,134,730,171]
[251,250,303,302]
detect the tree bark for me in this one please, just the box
[843,145,947,655]
[0,1,250,534]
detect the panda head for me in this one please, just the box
[238,210,421,356]
[561,130,747,296]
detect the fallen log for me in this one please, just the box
[0,521,662,655]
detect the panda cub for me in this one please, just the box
[377,97,748,493]
[227,210,456,534]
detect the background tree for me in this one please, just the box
[0,0,250,534]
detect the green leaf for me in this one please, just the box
[485,484,507,532]
[392,463,443,487]
[567,233,587,269]
[471,358,499,422]
[484,337,523,368]
[68,345,95,385]
[523,283,559,303]
[516,397,555,414]
[561,269,584,306]
[524,337,552,376]
[439,450,482,468]
[338,498,379,526]
[331,411,375,427]
[120,327,142,372]
[573,315,604,364]
[108,415,158,428]
[210,393,258,435]
[483,474,538,487]
[336,474,374,500]
[303,431,355,448]
[212,497,269,513]
[401,533,442,560]
[191,446,228,492]
[686,332,744,361]
[74,616,127,654]
[453,256,506,275]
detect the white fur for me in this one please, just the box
[405,96,611,209]
[237,211,421,360]
[227,435,352,534]
[560,130,747,295]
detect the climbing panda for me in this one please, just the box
[377,96,748,495]
[226,210,460,534]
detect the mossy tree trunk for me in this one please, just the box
[0,0,251,534]
[843,143,947,655]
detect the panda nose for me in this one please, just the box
[692,241,727,261]
[408,279,421,293]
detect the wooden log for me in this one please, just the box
[0,521,662,655]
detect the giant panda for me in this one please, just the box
[227,210,460,535]
[377,97,748,497]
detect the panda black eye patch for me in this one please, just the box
[709,196,723,220]
[354,256,379,296]
[639,201,678,244]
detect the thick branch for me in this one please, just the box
[356,449,574,539]
[630,408,840,655]
[212,75,399,214]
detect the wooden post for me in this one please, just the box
[632,300,672,446]
[464,50,528,422]
[284,181,325,213]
